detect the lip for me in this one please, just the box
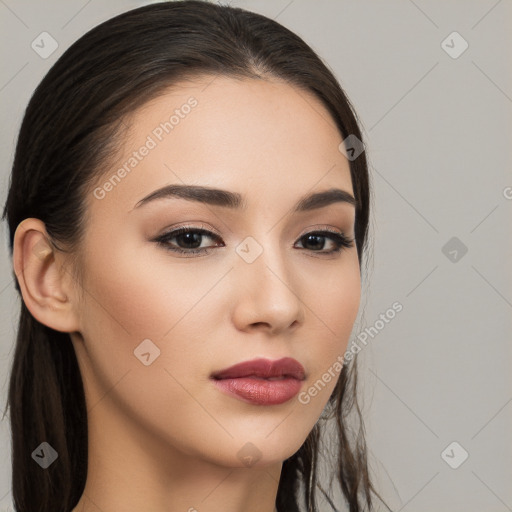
[211,357,306,380]
[210,357,306,405]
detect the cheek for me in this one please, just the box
[74,242,228,449]
[75,235,237,402]
[320,269,360,330]
[305,254,361,352]
[81,240,220,341]
[296,255,361,410]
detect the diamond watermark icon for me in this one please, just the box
[32,238,52,260]
[236,236,263,264]
[441,441,469,469]
[32,441,58,469]
[442,236,468,263]
[134,338,161,366]
[441,31,468,59]
[237,442,262,467]
[338,134,364,161]
[31,32,59,59]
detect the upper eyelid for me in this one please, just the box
[161,224,222,239]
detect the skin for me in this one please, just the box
[14,75,361,512]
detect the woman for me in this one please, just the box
[2,1,391,511]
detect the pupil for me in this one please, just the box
[179,232,201,249]
[304,234,324,250]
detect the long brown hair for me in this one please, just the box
[2,1,389,511]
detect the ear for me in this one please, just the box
[13,218,81,333]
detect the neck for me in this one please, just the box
[70,398,282,512]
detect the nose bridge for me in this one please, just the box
[236,230,290,288]
[232,231,304,328]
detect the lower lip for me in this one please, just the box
[211,377,302,405]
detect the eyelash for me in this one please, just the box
[153,224,355,257]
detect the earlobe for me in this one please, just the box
[13,218,81,333]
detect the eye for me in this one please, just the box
[295,229,354,255]
[153,225,354,257]
[153,224,224,256]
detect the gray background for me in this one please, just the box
[0,1,511,511]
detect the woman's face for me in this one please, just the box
[70,75,361,469]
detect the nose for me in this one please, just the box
[230,240,305,335]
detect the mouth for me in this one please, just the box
[210,356,306,380]
[210,357,306,405]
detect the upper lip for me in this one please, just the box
[210,357,306,380]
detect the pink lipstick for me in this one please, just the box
[210,357,305,405]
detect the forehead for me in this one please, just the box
[87,75,353,218]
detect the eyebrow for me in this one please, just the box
[133,184,357,212]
